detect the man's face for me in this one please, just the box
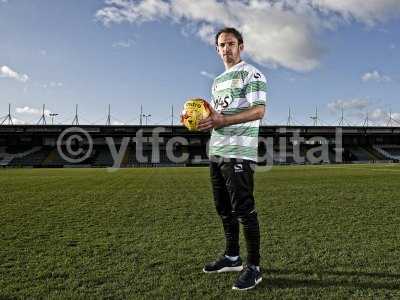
[216,32,243,65]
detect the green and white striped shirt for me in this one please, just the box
[209,61,267,162]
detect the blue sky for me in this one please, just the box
[1,0,400,126]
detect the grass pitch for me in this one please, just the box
[1,164,400,299]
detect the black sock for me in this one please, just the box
[221,215,240,257]
[239,211,260,266]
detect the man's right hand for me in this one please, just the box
[198,105,226,131]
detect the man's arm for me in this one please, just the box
[198,105,265,131]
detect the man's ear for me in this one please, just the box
[216,46,219,53]
[239,43,244,52]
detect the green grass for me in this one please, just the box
[1,164,400,299]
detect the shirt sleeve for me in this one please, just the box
[244,70,267,107]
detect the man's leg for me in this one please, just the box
[220,159,262,289]
[220,159,260,265]
[239,211,260,266]
[203,158,242,273]
[210,158,240,257]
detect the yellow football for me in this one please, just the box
[181,99,211,131]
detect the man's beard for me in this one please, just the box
[224,56,235,63]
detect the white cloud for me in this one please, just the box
[111,120,125,125]
[0,116,26,125]
[112,39,136,48]
[96,0,170,25]
[372,109,400,123]
[362,70,392,83]
[0,65,29,82]
[327,99,400,125]
[41,81,63,89]
[96,0,323,72]
[49,81,63,87]
[368,108,388,122]
[327,98,369,112]
[310,0,400,25]
[197,23,216,45]
[180,22,198,38]
[16,106,51,116]
[362,108,400,125]
[96,0,400,72]
[11,117,26,125]
[200,70,215,79]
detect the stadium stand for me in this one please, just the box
[43,146,95,167]
[92,146,113,167]
[9,147,51,167]
[126,146,139,166]
[0,125,399,167]
[373,145,400,161]
[348,147,375,162]
[1,146,44,167]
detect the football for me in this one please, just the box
[181,98,211,131]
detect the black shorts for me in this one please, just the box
[209,155,256,217]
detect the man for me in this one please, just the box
[198,27,267,291]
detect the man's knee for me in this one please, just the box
[215,203,232,217]
[237,209,258,224]
[220,213,235,222]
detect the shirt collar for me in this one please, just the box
[226,60,245,72]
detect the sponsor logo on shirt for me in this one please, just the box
[213,95,231,111]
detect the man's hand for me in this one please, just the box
[197,105,225,131]
[197,103,265,131]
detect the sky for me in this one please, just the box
[1,0,400,126]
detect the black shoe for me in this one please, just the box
[232,265,262,291]
[203,256,243,273]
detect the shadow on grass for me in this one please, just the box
[260,269,400,290]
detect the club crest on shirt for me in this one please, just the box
[214,79,242,92]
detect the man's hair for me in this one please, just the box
[215,27,243,46]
